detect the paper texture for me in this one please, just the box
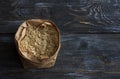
[15,19,60,68]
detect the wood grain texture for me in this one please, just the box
[0,0,120,33]
[0,0,120,78]
[0,70,120,79]
[0,21,22,33]
[0,34,120,78]
[0,34,120,72]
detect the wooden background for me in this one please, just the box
[0,0,120,79]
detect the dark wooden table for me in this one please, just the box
[0,0,120,79]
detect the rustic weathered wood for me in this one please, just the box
[0,0,120,33]
[0,0,120,78]
[0,21,23,33]
[0,34,120,72]
[0,70,120,79]
[0,34,120,78]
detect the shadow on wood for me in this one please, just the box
[0,34,22,70]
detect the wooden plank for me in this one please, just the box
[0,21,22,33]
[0,20,120,33]
[0,0,120,33]
[0,71,120,79]
[57,34,120,72]
[0,34,120,72]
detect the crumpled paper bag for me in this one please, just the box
[15,19,60,68]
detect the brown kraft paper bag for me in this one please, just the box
[15,19,60,68]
